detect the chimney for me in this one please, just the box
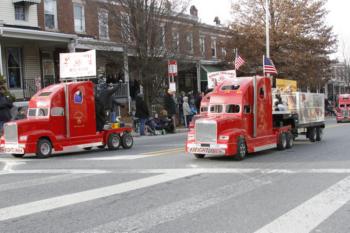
[190,5,198,18]
[214,16,221,25]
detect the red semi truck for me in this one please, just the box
[0,81,133,158]
[336,94,350,123]
[186,76,325,160]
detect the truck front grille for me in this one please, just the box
[342,110,349,117]
[4,123,18,144]
[195,120,217,143]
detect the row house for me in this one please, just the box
[325,62,350,101]
[0,0,231,100]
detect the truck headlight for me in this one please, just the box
[19,136,28,141]
[219,135,229,141]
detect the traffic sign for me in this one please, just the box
[168,60,177,77]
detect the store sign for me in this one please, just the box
[207,70,236,89]
[276,78,297,93]
[168,60,178,77]
[60,50,96,79]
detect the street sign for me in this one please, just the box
[60,50,96,79]
[169,82,176,92]
[168,60,177,77]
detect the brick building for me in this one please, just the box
[0,0,231,100]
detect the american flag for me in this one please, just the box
[263,56,278,74]
[235,54,245,70]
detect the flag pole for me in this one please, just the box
[265,0,270,59]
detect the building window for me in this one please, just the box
[120,12,130,42]
[6,48,23,89]
[200,36,205,56]
[186,32,193,54]
[211,38,217,58]
[172,30,179,52]
[74,3,85,33]
[44,0,57,29]
[15,5,26,21]
[99,9,109,40]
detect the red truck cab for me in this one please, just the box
[0,81,133,158]
[336,94,350,123]
[186,76,292,160]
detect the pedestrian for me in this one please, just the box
[177,91,185,126]
[195,92,204,113]
[15,107,26,120]
[0,86,13,133]
[164,89,177,132]
[135,93,149,136]
[183,96,192,128]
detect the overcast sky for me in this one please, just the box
[190,0,350,60]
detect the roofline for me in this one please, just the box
[0,26,77,43]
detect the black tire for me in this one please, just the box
[234,138,247,161]
[194,154,205,159]
[316,127,323,141]
[121,133,133,149]
[277,133,287,150]
[286,132,293,149]
[107,133,121,150]
[12,154,24,158]
[36,139,52,158]
[308,128,316,142]
[83,147,92,151]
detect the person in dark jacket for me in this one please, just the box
[135,93,149,136]
[0,86,13,132]
[163,89,177,132]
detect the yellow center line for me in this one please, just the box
[141,148,184,156]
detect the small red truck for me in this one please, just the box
[0,81,133,158]
[186,76,325,160]
[336,94,350,123]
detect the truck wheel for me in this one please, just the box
[36,139,52,158]
[98,145,106,149]
[308,128,316,142]
[12,154,24,158]
[121,133,133,149]
[107,133,121,150]
[286,132,293,149]
[234,138,247,161]
[316,128,323,141]
[194,154,205,159]
[277,133,287,150]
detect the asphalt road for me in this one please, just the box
[1,118,350,233]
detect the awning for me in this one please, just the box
[13,0,41,4]
[200,65,224,81]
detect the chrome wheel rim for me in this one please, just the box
[282,134,287,148]
[125,135,133,147]
[41,143,50,155]
[240,143,246,157]
[112,136,120,148]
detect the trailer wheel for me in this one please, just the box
[12,154,24,158]
[277,133,287,150]
[286,132,293,149]
[36,139,52,158]
[234,138,247,161]
[194,154,205,159]
[308,128,316,142]
[121,133,133,149]
[316,127,323,141]
[107,134,121,150]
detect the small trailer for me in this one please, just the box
[186,76,325,160]
[336,94,350,123]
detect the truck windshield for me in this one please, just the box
[27,108,49,117]
[209,105,223,113]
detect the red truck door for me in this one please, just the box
[67,82,97,137]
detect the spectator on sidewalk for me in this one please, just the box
[164,89,177,132]
[183,96,193,128]
[135,93,149,136]
[0,86,13,132]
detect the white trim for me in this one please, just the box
[0,43,3,76]
[0,26,76,42]
[254,144,277,152]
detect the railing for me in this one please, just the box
[22,79,38,100]
[111,83,128,99]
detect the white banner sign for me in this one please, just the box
[60,50,96,79]
[207,70,236,89]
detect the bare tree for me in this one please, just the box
[105,0,190,104]
[228,0,337,91]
